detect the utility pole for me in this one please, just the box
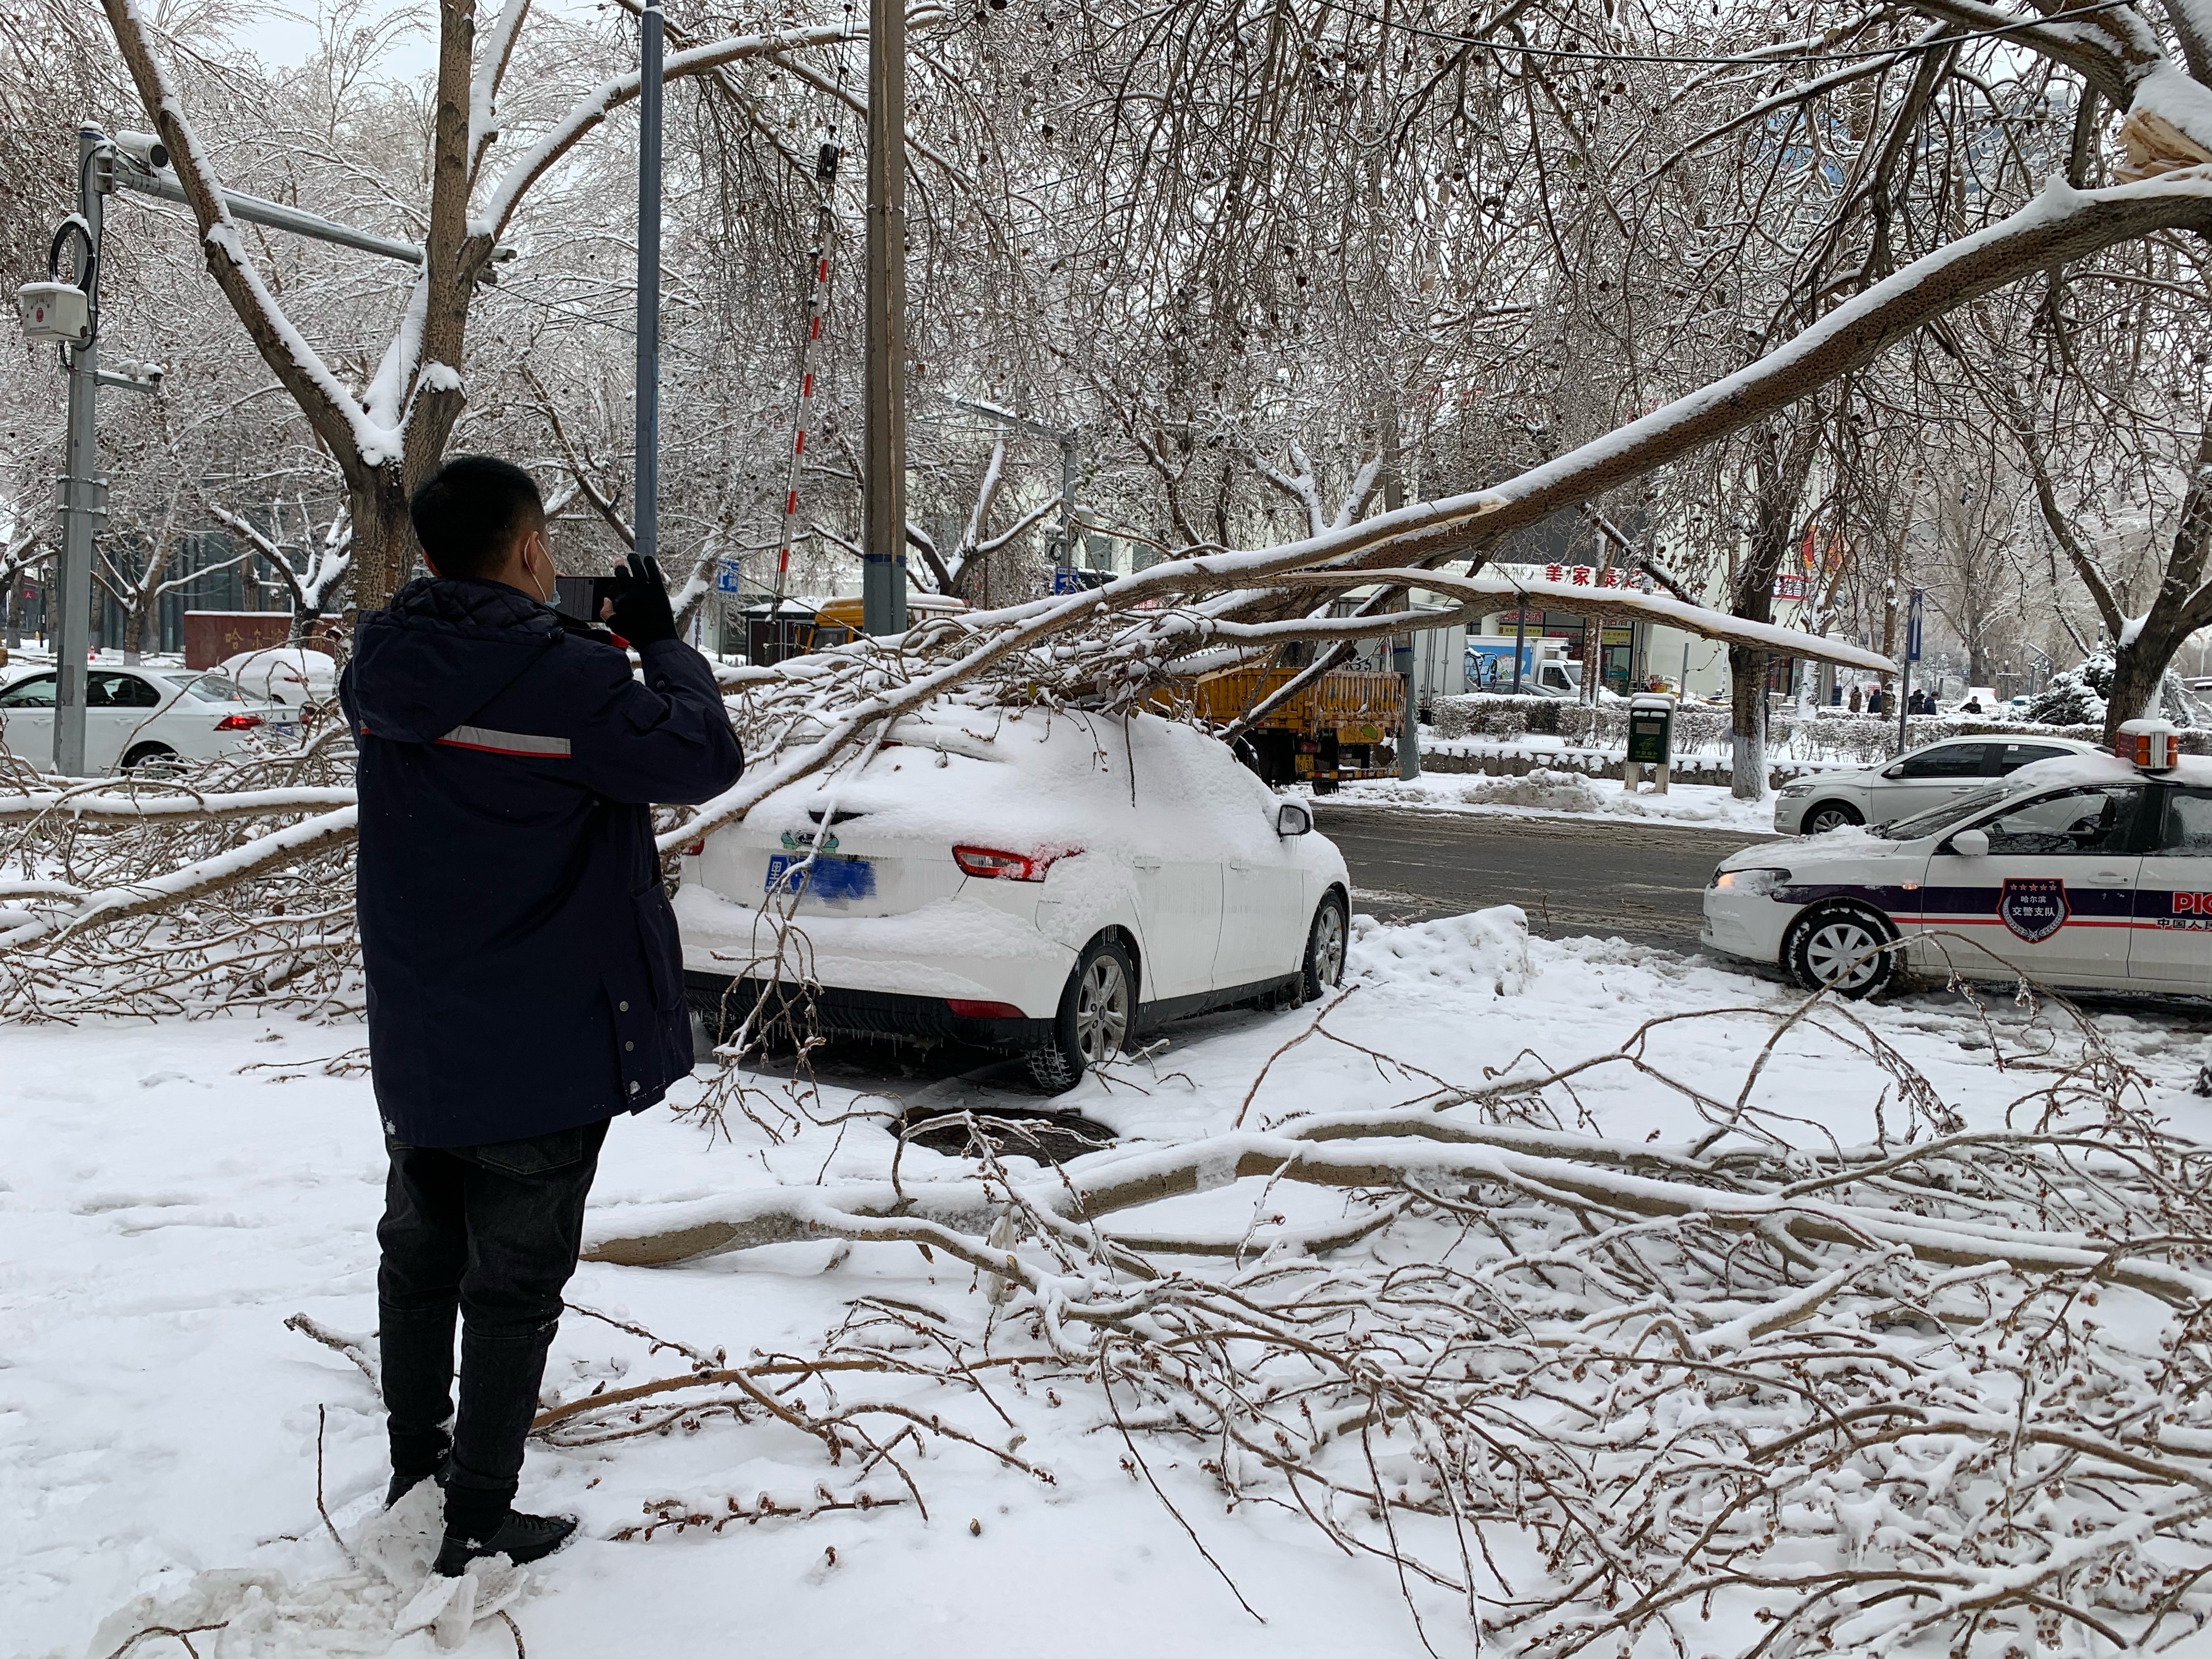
[635,2,663,569]
[862,0,907,635]
[1383,409,1419,779]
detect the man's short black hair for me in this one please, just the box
[410,455,544,580]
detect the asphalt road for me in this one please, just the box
[1313,805,1775,953]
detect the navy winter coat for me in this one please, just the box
[340,577,743,1148]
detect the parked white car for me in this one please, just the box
[1707,750,2211,997]
[676,706,1353,1090]
[0,665,288,774]
[1773,734,2103,835]
[219,646,337,707]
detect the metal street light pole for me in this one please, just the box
[862,0,907,635]
[22,125,460,776]
[636,2,663,569]
[52,126,110,777]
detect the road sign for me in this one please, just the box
[1905,590,1923,663]
[1052,566,1084,595]
[714,561,742,594]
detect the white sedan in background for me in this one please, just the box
[1774,734,2103,834]
[676,706,1353,1090]
[0,665,286,775]
[219,646,338,707]
[1708,751,2211,997]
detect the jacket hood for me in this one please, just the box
[346,577,561,744]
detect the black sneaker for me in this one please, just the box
[433,1509,578,1576]
[385,1454,452,1510]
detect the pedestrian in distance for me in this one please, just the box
[1848,684,1862,714]
[338,455,744,1577]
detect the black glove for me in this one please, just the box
[602,551,678,648]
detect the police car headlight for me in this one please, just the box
[1779,779,1814,793]
[1711,867,1790,895]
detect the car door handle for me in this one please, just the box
[2090,871,2129,885]
[1228,861,1252,873]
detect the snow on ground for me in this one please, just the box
[5,916,2208,1658]
[1330,764,1783,833]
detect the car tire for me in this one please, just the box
[1802,801,1864,835]
[122,742,179,772]
[1785,904,1897,999]
[1027,936,1136,1094]
[1299,890,1349,1004]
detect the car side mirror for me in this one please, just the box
[1881,764,1906,780]
[1951,827,1990,858]
[1276,803,1313,837]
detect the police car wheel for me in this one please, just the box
[1803,802,1863,835]
[1786,905,1895,998]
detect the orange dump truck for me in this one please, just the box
[1178,664,1405,792]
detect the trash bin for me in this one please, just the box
[1625,693,1675,793]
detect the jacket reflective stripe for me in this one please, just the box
[436,724,572,757]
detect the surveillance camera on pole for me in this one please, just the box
[13,123,517,777]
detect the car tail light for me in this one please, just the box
[953,845,1041,881]
[680,840,706,857]
[946,998,1023,1019]
[213,713,263,731]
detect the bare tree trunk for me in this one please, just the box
[346,473,416,619]
[2102,416,2212,737]
[1728,415,1824,799]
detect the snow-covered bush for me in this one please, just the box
[2029,651,2113,725]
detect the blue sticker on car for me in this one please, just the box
[765,853,876,903]
[1998,877,2068,943]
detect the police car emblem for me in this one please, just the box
[1998,877,2068,943]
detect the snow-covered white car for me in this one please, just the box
[1706,750,2211,997]
[0,665,287,774]
[1772,734,2103,835]
[219,645,337,707]
[676,707,1353,1090]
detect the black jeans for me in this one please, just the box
[378,1118,608,1539]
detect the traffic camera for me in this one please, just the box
[16,281,89,346]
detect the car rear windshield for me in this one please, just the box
[1875,784,2011,841]
[161,674,246,703]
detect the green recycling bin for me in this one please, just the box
[1626,697,1673,766]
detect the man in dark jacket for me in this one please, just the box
[340,455,743,1576]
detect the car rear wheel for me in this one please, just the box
[1028,936,1135,1094]
[1300,891,1349,1003]
[122,742,179,772]
[1803,801,1863,835]
[1786,904,1897,998]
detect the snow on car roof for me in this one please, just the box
[2007,749,2212,789]
[750,704,1290,862]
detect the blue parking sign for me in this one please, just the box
[714,561,742,594]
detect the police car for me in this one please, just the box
[1704,724,2211,997]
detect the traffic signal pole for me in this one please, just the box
[861,0,907,636]
[53,126,109,777]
